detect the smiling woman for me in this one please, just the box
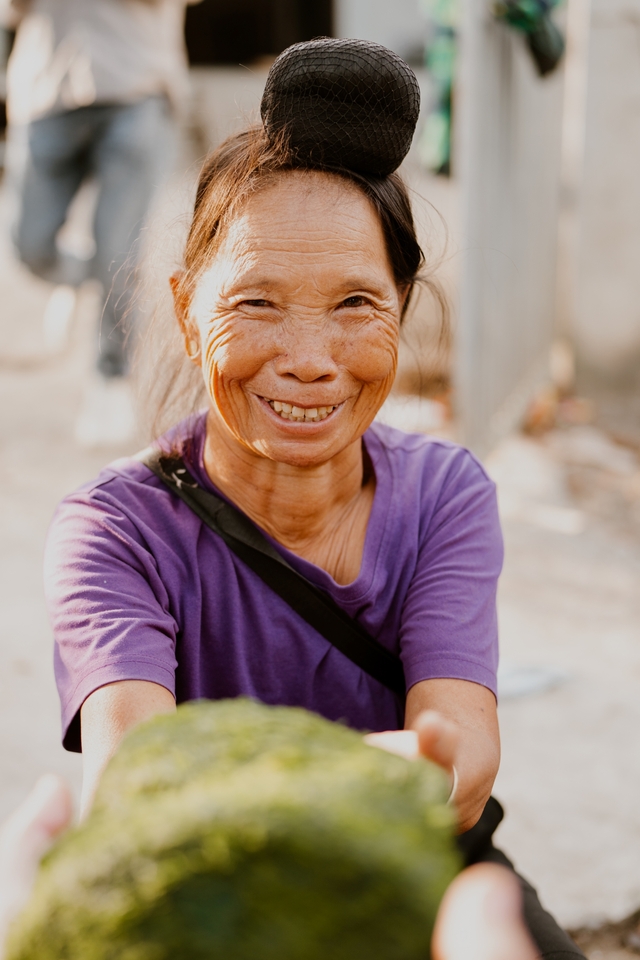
[43,37,583,960]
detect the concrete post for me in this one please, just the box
[572,0,640,384]
[455,1,565,455]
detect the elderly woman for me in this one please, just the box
[45,39,582,960]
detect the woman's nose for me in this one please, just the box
[273,332,340,382]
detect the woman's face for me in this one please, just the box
[181,171,405,468]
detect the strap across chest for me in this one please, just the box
[138,446,406,699]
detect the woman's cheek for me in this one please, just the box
[341,312,399,384]
[202,316,272,395]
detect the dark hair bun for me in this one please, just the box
[261,38,421,178]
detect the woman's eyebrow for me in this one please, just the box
[223,276,279,295]
[223,270,393,298]
[334,276,393,297]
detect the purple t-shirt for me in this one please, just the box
[45,414,503,751]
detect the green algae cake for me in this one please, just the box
[7,699,460,960]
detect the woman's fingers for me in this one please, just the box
[0,775,73,954]
[363,729,419,760]
[364,714,459,776]
[366,714,460,803]
[432,863,539,960]
[413,710,459,771]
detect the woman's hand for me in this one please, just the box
[364,710,460,799]
[365,679,500,833]
[412,710,459,777]
[409,679,500,832]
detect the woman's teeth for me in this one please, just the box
[265,399,336,422]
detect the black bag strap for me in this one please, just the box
[138,447,406,699]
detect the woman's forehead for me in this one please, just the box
[215,172,389,269]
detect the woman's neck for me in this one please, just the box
[202,409,372,559]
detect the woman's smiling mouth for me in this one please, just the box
[261,397,337,423]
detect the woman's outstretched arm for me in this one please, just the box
[80,680,176,817]
[405,678,500,833]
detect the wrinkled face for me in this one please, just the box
[181,171,404,467]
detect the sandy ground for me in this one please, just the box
[1,70,640,955]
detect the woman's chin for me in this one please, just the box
[252,433,351,468]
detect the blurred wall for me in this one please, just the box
[455,5,565,455]
[334,0,426,61]
[574,0,640,383]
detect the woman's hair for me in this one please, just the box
[145,125,448,438]
[174,125,424,318]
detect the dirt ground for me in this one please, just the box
[486,427,640,952]
[1,72,640,953]
[571,908,640,960]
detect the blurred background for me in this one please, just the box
[1,0,639,954]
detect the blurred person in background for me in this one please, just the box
[2,0,198,445]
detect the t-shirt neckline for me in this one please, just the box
[187,412,393,604]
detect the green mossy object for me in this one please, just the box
[7,699,460,960]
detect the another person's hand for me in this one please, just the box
[433,863,539,960]
[0,776,72,958]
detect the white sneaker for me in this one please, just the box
[43,285,77,352]
[74,376,137,448]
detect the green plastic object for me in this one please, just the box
[7,700,460,960]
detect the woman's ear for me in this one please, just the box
[398,283,412,314]
[170,272,201,365]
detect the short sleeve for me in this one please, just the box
[44,482,179,752]
[398,451,503,697]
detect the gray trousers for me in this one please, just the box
[14,95,173,377]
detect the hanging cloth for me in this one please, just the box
[493,0,565,76]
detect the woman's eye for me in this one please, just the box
[241,299,271,308]
[341,296,368,308]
